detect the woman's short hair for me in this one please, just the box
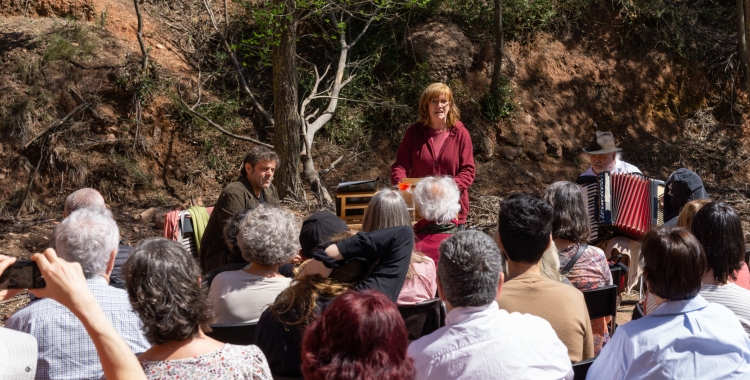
[543,181,590,243]
[223,207,254,256]
[237,205,300,265]
[641,227,705,300]
[301,290,415,380]
[691,202,745,284]
[676,199,710,229]
[417,82,461,128]
[361,190,411,232]
[123,237,212,345]
[414,176,461,224]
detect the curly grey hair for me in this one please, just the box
[438,231,504,307]
[414,176,461,225]
[53,207,120,278]
[237,205,300,265]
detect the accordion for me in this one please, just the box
[576,172,665,243]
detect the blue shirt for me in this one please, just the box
[587,295,750,380]
[6,277,151,380]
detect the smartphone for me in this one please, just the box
[0,261,46,289]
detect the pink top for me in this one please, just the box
[397,257,438,305]
[735,263,750,291]
[426,128,449,158]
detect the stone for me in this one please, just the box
[156,43,165,49]
[526,140,548,161]
[501,146,522,161]
[404,22,475,82]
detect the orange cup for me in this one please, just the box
[398,182,412,191]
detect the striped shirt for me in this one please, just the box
[700,283,750,337]
[5,277,151,380]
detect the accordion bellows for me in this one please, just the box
[577,172,665,243]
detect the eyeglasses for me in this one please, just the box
[429,99,450,106]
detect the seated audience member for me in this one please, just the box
[691,202,750,336]
[258,224,414,377]
[361,189,435,305]
[2,250,148,380]
[302,290,415,380]
[411,176,461,266]
[200,146,280,273]
[123,238,272,379]
[208,205,299,324]
[409,231,573,379]
[543,181,613,354]
[587,227,750,379]
[494,194,594,362]
[6,208,150,380]
[662,167,708,226]
[63,188,131,289]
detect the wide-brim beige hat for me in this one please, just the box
[583,131,622,154]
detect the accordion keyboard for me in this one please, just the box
[579,181,599,241]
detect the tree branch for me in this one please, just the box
[132,0,149,69]
[202,0,274,126]
[177,97,274,149]
[319,155,344,178]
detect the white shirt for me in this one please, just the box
[700,283,750,337]
[208,270,292,324]
[587,295,750,380]
[580,159,642,177]
[408,302,573,380]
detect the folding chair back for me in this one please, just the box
[206,322,257,345]
[398,298,447,342]
[572,357,596,380]
[582,284,619,334]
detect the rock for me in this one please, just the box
[156,43,165,49]
[404,22,475,82]
[137,207,159,224]
[501,146,523,161]
[526,140,548,161]
[106,133,116,142]
[498,128,524,147]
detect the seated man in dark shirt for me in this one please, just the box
[200,146,280,273]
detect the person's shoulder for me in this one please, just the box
[222,179,248,194]
[224,343,266,359]
[6,297,68,329]
[619,160,642,174]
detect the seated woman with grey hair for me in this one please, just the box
[543,180,612,355]
[124,237,272,379]
[208,205,300,324]
[412,176,461,266]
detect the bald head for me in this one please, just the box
[64,188,106,218]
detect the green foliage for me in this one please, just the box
[438,0,593,39]
[481,79,515,121]
[43,23,96,64]
[615,0,734,62]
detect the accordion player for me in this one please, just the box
[576,172,666,244]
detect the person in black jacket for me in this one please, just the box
[662,168,708,227]
[255,226,413,377]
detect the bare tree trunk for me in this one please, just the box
[738,0,750,91]
[490,0,504,91]
[272,0,303,200]
[133,0,149,69]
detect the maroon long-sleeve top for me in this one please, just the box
[390,121,476,224]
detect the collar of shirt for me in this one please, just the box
[650,295,708,317]
[445,302,499,326]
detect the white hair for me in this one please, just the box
[64,188,105,217]
[237,205,300,265]
[54,207,120,278]
[413,176,461,224]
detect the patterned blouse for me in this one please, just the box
[139,344,272,380]
[558,243,613,355]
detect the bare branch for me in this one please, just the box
[202,0,274,126]
[319,155,344,178]
[177,97,274,149]
[132,0,149,69]
[307,95,409,108]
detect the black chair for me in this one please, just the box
[572,357,596,380]
[631,302,645,321]
[205,322,257,345]
[582,284,619,334]
[398,298,447,342]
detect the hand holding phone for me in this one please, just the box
[0,259,46,289]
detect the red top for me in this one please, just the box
[413,219,455,266]
[390,121,476,224]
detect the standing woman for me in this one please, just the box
[391,83,476,228]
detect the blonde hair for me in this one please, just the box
[417,83,460,128]
[540,243,564,282]
[677,199,711,229]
